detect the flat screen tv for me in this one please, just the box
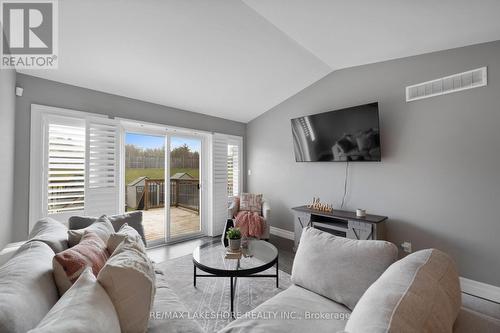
[291,102,381,162]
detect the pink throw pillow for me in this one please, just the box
[53,231,109,295]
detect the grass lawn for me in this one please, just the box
[125,168,199,184]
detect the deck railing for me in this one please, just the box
[141,179,199,212]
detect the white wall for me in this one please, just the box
[0,68,16,248]
[246,40,500,286]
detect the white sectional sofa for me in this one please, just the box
[220,228,500,333]
[1,221,499,333]
[0,216,204,333]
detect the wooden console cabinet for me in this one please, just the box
[292,206,388,251]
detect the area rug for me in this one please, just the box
[156,253,292,333]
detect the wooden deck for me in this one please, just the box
[141,207,200,243]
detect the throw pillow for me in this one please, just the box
[98,237,155,333]
[107,223,146,254]
[292,227,398,311]
[69,211,146,246]
[106,212,146,244]
[239,193,263,213]
[345,249,462,333]
[68,215,97,229]
[27,217,69,253]
[28,268,120,333]
[0,241,59,333]
[67,215,114,247]
[53,231,110,295]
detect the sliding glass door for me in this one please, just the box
[125,132,166,245]
[168,135,202,239]
[123,125,204,246]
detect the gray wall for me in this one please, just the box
[246,40,500,286]
[0,69,16,249]
[13,73,246,242]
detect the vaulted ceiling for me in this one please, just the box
[18,0,500,122]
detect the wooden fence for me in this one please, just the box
[141,179,199,212]
[126,156,199,169]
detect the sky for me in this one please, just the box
[126,133,200,152]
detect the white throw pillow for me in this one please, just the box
[107,223,146,254]
[292,227,398,310]
[98,237,155,333]
[345,249,461,333]
[67,215,114,247]
[28,268,120,333]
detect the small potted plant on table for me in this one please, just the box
[226,227,242,251]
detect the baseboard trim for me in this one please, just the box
[460,277,500,303]
[270,226,294,240]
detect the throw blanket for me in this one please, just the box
[235,211,264,238]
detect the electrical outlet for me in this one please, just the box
[401,241,412,253]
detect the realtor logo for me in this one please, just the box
[1,0,58,69]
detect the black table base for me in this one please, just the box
[193,257,279,318]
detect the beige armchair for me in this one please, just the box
[224,197,270,240]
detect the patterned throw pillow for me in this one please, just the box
[239,193,263,213]
[53,231,110,296]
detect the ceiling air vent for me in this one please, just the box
[406,67,487,102]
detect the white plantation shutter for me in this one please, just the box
[30,105,122,229]
[212,134,229,236]
[233,145,240,195]
[212,134,243,236]
[46,118,86,216]
[227,143,240,197]
[84,118,120,217]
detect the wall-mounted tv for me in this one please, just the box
[291,102,381,162]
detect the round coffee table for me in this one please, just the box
[192,240,279,316]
